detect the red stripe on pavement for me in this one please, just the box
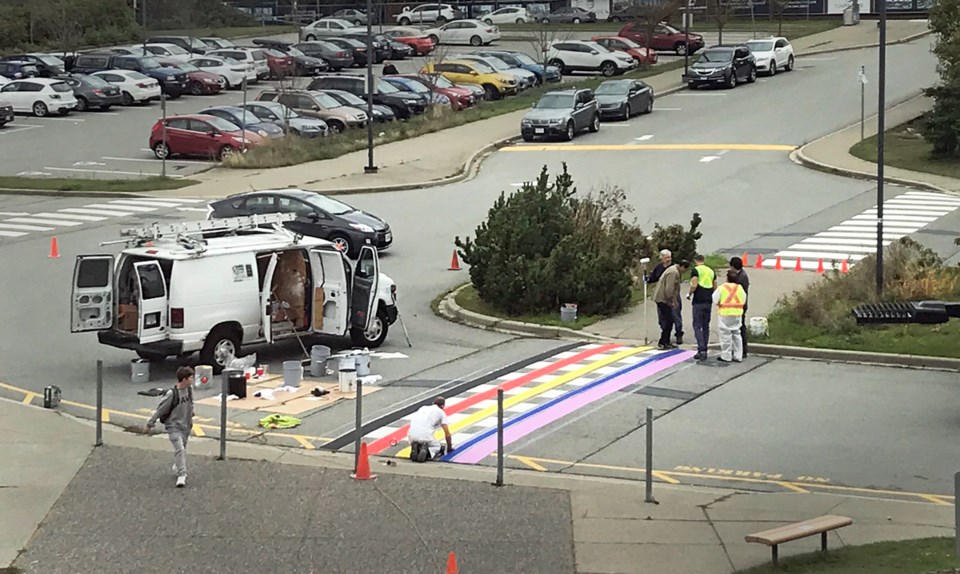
[366,343,621,454]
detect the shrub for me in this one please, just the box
[455,164,700,317]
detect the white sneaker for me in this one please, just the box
[176,475,186,488]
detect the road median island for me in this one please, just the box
[736,536,960,573]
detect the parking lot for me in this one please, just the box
[0,30,755,180]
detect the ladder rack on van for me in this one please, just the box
[104,213,300,247]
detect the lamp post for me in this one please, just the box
[876,0,887,296]
[364,0,378,174]
[683,0,692,75]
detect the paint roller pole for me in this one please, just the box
[218,370,228,461]
[644,406,658,504]
[95,360,103,447]
[354,376,364,473]
[495,386,504,487]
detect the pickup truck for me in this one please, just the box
[69,53,189,97]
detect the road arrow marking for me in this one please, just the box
[699,155,720,163]
[635,134,653,141]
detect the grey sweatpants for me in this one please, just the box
[169,430,189,478]
[717,315,743,361]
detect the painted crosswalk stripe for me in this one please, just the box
[886,199,960,208]
[34,212,106,222]
[778,250,868,260]
[3,217,83,226]
[0,211,30,216]
[815,231,905,239]
[121,197,206,204]
[864,208,953,216]
[0,230,28,237]
[109,199,184,208]
[831,224,919,233]
[85,203,156,212]
[851,214,937,222]
[0,223,55,231]
[796,241,889,251]
[60,207,133,217]
[807,235,900,244]
[902,191,960,202]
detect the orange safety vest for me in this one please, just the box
[717,283,746,316]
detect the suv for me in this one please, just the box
[618,21,704,55]
[307,75,426,119]
[146,35,209,54]
[394,3,463,24]
[682,45,757,89]
[302,18,362,40]
[206,48,270,80]
[521,88,600,142]
[423,60,517,100]
[71,53,189,97]
[0,61,40,80]
[1,54,63,77]
[546,40,636,77]
[255,89,368,133]
[745,36,795,76]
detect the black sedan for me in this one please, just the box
[55,73,123,111]
[208,190,393,257]
[340,32,394,62]
[325,37,373,67]
[294,41,354,71]
[594,79,654,120]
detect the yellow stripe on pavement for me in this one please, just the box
[395,346,651,459]
[503,143,798,152]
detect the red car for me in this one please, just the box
[261,48,296,79]
[592,36,658,66]
[150,114,264,161]
[383,28,435,56]
[618,22,704,55]
[396,73,476,111]
[156,59,224,95]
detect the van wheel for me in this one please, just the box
[200,326,241,374]
[136,350,168,362]
[350,306,389,348]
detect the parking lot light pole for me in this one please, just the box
[683,0,692,75]
[364,0,378,174]
[876,0,887,296]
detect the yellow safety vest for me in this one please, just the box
[717,283,746,316]
[694,264,715,289]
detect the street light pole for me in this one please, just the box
[364,0,378,174]
[683,0,691,75]
[876,0,887,296]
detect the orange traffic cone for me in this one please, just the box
[774,256,782,271]
[446,552,459,574]
[754,254,763,268]
[48,236,60,259]
[816,259,825,274]
[742,251,750,267]
[840,259,849,273]
[794,258,802,272]
[448,250,461,271]
[351,441,377,481]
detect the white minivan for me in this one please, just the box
[71,215,399,372]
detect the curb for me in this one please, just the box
[797,28,933,57]
[750,343,960,371]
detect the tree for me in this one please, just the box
[709,0,736,45]
[921,0,960,156]
[527,21,572,70]
[768,0,788,35]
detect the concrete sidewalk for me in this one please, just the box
[3,396,953,573]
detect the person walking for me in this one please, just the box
[652,259,688,350]
[145,366,195,488]
[686,253,715,361]
[713,269,747,362]
[729,256,751,358]
[382,61,399,75]
[647,249,684,345]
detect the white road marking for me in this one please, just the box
[0,223,54,231]
[60,207,133,217]
[601,124,632,127]
[635,134,653,141]
[0,230,28,237]
[34,212,106,222]
[798,57,837,61]
[718,150,730,156]
[110,199,183,208]
[38,117,85,122]
[122,197,205,204]
[73,161,107,167]
[815,231,906,240]
[16,171,52,176]
[777,250,868,260]
[676,93,726,96]
[0,125,43,135]
[796,241,888,252]
[43,167,184,178]
[699,155,720,162]
[851,214,938,222]
[3,217,83,226]
[653,107,683,111]
[0,212,30,216]
[85,203,156,212]
[175,207,208,212]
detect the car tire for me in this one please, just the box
[564,120,575,141]
[644,98,653,114]
[217,145,236,161]
[329,233,353,256]
[470,35,482,46]
[747,66,757,83]
[572,17,581,24]
[785,55,794,71]
[769,61,777,76]
[327,120,345,133]
[600,61,616,77]
[305,34,317,41]
[76,97,89,112]
[516,17,526,23]
[429,34,440,45]
[541,17,550,23]
[548,58,565,74]
[727,72,737,89]
[219,76,229,89]
[399,17,411,25]
[153,141,170,159]
[623,103,631,120]
[482,83,499,100]
[32,102,48,117]
[121,91,134,106]
[199,325,241,374]
[589,113,600,132]
[350,305,390,348]
[484,18,493,24]
[674,42,687,56]
[189,81,204,95]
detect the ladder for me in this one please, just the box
[106,213,300,246]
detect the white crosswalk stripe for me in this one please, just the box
[3,217,83,226]
[0,223,55,231]
[762,191,960,272]
[59,207,134,217]
[0,230,28,237]
[34,212,106,222]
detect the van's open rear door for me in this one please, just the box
[71,255,115,333]
[261,253,279,344]
[134,261,168,344]
[350,246,380,333]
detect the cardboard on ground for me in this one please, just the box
[196,374,381,415]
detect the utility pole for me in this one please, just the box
[876,0,887,296]
[364,0,378,174]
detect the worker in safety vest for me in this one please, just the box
[712,268,747,362]
[686,253,715,361]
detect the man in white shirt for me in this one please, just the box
[408,397,454,462]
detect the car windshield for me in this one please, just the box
[314,92,342,108]
[269,104,300,118]
[305,194,354,215]
[264,48,285,57]
[140,57,161,69]
[177,62,200,72]
[511,53,537,67]
[126,71,150,80]
[618,38,641,48]
[81,74,112,87]
[399,79,427,93]
[595,81,629,95]
[331,90,364,106]
[431,74,454,88]
[698,49,733,63]
[166,45,189,54]
[535,93,574,109]
[377,79,400,93]
[468,61,495,73]
[37,55,63,66]
[479,57,509,70]
[206,116,242,132]
[288,47,306,57]
[747,40,774,51]
[317,41,339,51]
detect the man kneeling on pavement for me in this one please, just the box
[408,397,454,462]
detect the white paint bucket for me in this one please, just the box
[131,359,150,384]
[339,368,357,393]
[749,317,768,337]
[337,354,355,372]
[355,352,371,377]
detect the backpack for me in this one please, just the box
[158,387,181,424]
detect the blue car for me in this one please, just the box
[199,106,286,139]
[473,50,562,84]
[381,76,452,107]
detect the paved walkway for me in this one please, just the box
[2,397,952,573]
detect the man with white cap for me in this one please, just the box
[408,396,454,462]
[647,248,684,345]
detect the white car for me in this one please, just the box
[142,43,194,63]
[745,36,795,76]
[302,18,365,40]
[91,70,161,105]
[452,53,536,89]
[482,6,532,24]
[206,48,269,80]
[546,40,637,77]
[0,78,77,116]
[0,75,9,88]
[395,3,461,24]
[189,56,254,88]
[424,20,501,46]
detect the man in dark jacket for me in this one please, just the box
[647,249,684,345]
[382,61,399,75]
[729,256,750,358]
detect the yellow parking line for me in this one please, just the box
[503,143,798,152]
[778,481,810,493]
[22,392,37,405]
[293,435,316,450]
[513,455,547,471]
[917,494,952,506]
[653,471,681,485]
[192,424,205,437]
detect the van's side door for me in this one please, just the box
[71,255,115,333]
[349,245,380,334]
[260,253,278,343]
[133,261,168,343]
[310,249,349,335]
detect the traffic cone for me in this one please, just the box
[448,250,461,271]
[840,259,849,273]
[774,256,782,271]
[48,236,60,259]
[351,441,377,481]
[816,259,825,274]
[754,254,763,268]
[794,258,802,272]
[446,552,459,574]
[742,251,750,267]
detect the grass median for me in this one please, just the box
[850,114,960,180]
[737,537,960,573]
[0,176,196,193]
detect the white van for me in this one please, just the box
[70,215,398,372]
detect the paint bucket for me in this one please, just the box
[749,316,768,337]
[195,365,213,386]
[310,345,331,377]
[339,368,357,393]
[131,358,150,384]
[560,303,578,322]
[354,350,371,377]
[337,354,355,372]
[282,360,303,388]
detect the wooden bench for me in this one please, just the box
[745,515,853,565]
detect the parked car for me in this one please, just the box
[521,88,600,142]
[294,41,355,71]
[238,101,330,138]
[681,45,757,89]
[307,75,426,119]
[199,37,236,50]
[413,72,481,106]
[382,27,436,55]
[0,78,77,117]
[618,21,704,55]
[1,54,63,77]
[384,39,415,59]
[424,20,500,46]
[745,36,795,75]
[55,73,123,111]
[156,61,223,94]
[606,4,645,21]
[150,114,263,160]
[472,50,562,84]
[339,31,394,62]
[206,48,269,80]
[208,190,393,257]
[0,61,40,80]
[258,47,297,78]
[189,55,256,88]
[546,40,637,76]
[255,89,368,133]
[422,60,517,100]
[71,53,189,97]
[594,78,654,120]
[303,18,363,40]
[199,105,287,139]
[0,75,9,88]
[451,53,536,89]
[0,99,13,127]
[250,39,330,75]
[91,70,161,105]
[482,6,532,24]
[318,89,396,123]
[146,35,208,54]
[381,76,453,108]
[325,37,374,66]
[394,3,463,25]
[541,7,597,23]
[591,36,658,66]
[142,43,194,63]
[330,8,377,25]
[389,74,476,110]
